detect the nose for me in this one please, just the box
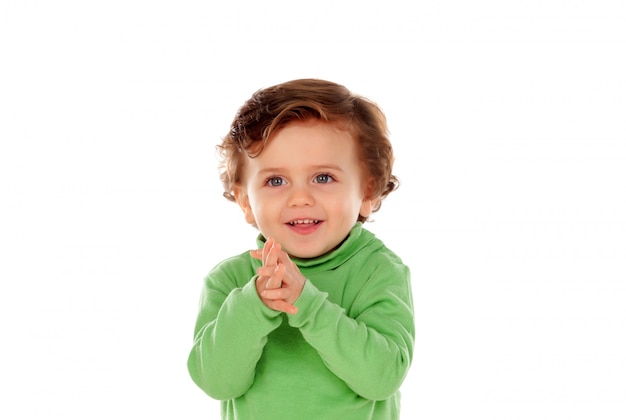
[287,183,315,207]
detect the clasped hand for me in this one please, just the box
[250,237,306,315]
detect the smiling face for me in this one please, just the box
[234,120,374,258]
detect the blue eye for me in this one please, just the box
[314,174,334,184]
[266,177,285,187]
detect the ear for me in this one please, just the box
[233,185,256,226]
[359,177,377,219]
[359,198,375,219]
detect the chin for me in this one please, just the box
[286,250,319,259]
[286,244,334,259]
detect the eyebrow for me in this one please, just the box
[255,164,345,177]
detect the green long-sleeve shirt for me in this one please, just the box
[188,223,415,419]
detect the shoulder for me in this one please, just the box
[354,226,408,271]
[354,228,411,293]
[346,228,413,316]
[339,227,411,299]
[204,250,260,288]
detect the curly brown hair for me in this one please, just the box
[217,79,399,223]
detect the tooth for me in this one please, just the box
[288,219,320,225]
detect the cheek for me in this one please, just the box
[248,191,277,218]
[327,193,362,218]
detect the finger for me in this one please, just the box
[260,237,272,264]
[275,252,304,285]
[256,266,275,278]
[252,239,278,262]
[266,299,298,315]
[264,240,280,267]
[276,248,296,272]
[260,284,290,301]
[265,263,284,289]
[276,248,291,263]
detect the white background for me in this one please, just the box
[1,1,625,419]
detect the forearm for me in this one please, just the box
[287,280,414,401]
[188,278,282,400]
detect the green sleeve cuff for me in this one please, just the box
[287,280,327,327]
[240,275,283,321]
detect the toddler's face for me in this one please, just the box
[235,120,373,258]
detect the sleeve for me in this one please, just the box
[287,260,414,401]
[187,263,283,400]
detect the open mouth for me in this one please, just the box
[287,219,321,226]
